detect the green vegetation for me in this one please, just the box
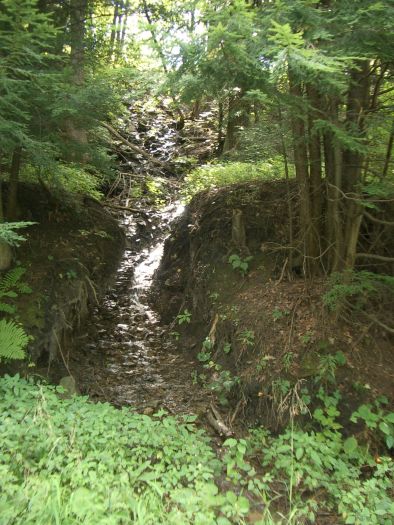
[0,267,32,360]
[0,1,393,524]
[183,160,286,200]
[1,376,393,525]
[228,254,253,277]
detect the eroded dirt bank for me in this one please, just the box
[153,181,394,430]
[0,184,125,378]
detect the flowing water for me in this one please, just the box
[71,201,206,415]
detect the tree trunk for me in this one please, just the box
[217,100,225,155]
[342,62,370,270]
[70,0,87,86]
[109,2,120,59]
[223,93,249,153]
[288,68,316,273]
[65,0,88,160]
[382,120,394,178]
[7,146,22,220]
[0,179,12,271]
[306,85,323,233]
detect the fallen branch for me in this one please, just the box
[103,202,147,216]
[101,122,169,170]
[119,172,179,186]
[206,404,233,437]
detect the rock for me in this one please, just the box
[59,376,80,397]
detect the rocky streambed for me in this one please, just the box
[68,199,208,416]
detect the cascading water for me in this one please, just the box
[70,200,205,415]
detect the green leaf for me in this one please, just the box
[379,422,391,435]
[343,436,358,454]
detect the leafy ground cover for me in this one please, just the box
[182,159,290,200]
[1,375,393,525]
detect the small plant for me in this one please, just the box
[0,267,32,314]
[0,267,32,361]
[176,309,192,325]
[170,330,180,340]
[197,337,212,362]
[66,269,77,280]
[228,254,253,277]
[272,307,290,321]
[256,354,275,372]
[238,329,255,347]
[282,351,294,372]
[300,330,314,345]
[205,361,239,405]
[316,351,346,384]
[223,342,232,354]
[208,291,219,302]
[351,397,394,450]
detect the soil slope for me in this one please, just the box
[154,181,394,431]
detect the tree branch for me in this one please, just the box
[363,210,394,227]
[356,253,394,262]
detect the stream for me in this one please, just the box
[70,200,206,415]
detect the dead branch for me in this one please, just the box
[356,253,394,262]
[362,312,394,334]
[101,122,169,169]
[102,202,147,216]
[206,404,233,437]
[363,210,394,227]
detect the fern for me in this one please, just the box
[0,266,32,299]
[0,267,32,314]
[0,222,36,247]
[0,319,29,360]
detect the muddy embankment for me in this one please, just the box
[154,180,394,429]
[0,184,125,379]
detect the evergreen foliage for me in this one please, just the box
[0,222,36,247]
[0,321,29,360]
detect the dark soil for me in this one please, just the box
[153,180,394,433]
[0,183,125,378]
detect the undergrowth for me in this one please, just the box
[183,159,286,200]
[1,376,393,525]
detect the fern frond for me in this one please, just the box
[0,319,29,360]
[0,302,16,314]
[16,283,32,294]
[0,267,27,294]
[0,221,36,247]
